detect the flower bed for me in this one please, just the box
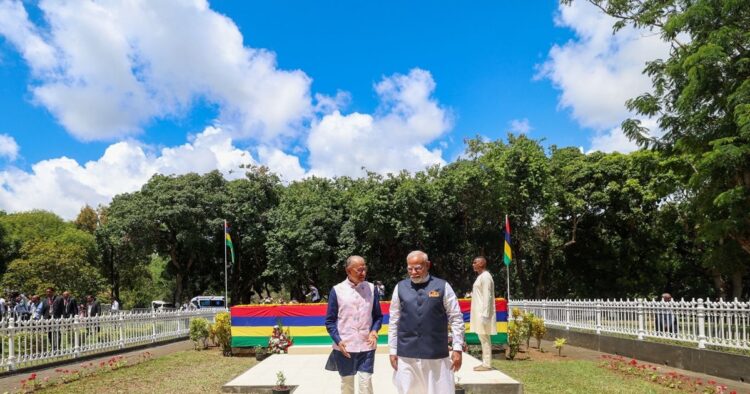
[17,352,153,393]
[599,354,733,393]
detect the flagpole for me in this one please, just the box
[224,219,229,310]
[507,263,511,301]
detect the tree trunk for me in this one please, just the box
[174,271,184,306]
[710,268,726,299]
[730,269,744,300]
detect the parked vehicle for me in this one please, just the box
[190,296,225,310]
[151,300,175,312]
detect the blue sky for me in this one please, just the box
[0,0,667,218]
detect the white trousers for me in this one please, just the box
[341,372,372,394]
[392,356,454,394]
[478,334,492,367]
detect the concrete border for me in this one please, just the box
[546,327,750,383]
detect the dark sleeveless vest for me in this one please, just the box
[396,275,449,359]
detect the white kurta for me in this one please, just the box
[388,277,465,394]
[470,271,497,335]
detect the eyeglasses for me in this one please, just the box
[407,265,425,272]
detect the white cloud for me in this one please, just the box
[0,0,312,142]
[307,69,451,178]
[588,118,658,154]
[539,1,671,151]
[0,134,19,160]
[509,118,532,134]
[0,127,310,219]
[257,146,306,183]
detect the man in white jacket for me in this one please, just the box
[470,256,496,371]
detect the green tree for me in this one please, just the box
[579,0,750,298]
[1,226,105,297]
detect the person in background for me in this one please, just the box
[13,294,31,320]
[87,295,101,317]
[62,291,78,319]
[469,256,496,371]
[307,284,322,303]
[655,293,679,334]
[110,296,120,313]
[375,281,386,299]
[29,295,42,320]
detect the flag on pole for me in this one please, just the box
[225,221,235,265]
[503,215,512,266]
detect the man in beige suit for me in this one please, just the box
[469,256,496,371]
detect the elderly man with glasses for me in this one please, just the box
[324,255,383,394]
[388,250,465,394]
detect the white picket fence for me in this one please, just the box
[0,309,218,372]
[508,298,750,351]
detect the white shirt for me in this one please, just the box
[470,270,497,335]
[388,276,465,355]
[111,300,119,311]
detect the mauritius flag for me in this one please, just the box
[225,221,235,265]
[504,215,512,266]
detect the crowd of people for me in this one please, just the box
[0,287,119,321]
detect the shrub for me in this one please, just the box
[554,337,567,357]
[521,311,535,349]
[214,311,232,356]
[189,318,210,350]
[275,371,288,390]
[531,316,547,350]
[506,320,528,360]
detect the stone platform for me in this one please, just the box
[223,351,522,393]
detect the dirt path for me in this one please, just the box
[0,340,194,393]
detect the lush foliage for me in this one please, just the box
[531,316,547,350]
[573,0,750,299]
[213,311,232,356]
[189,318,210,350]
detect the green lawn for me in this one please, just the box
[495,356,674,394]
[40,349,256,394]
[35,346,681,394]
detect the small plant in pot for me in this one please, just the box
[455,375,465,394]
[272,371,290,394]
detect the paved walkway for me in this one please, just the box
[0,340,193,393]
[224,353,521,393]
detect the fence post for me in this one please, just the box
[541,300,547,321]
[118,313,125,349]
[151,310,157,343]
[7,317,16,371]
[73,315,80,358]
[177,309,182,335]
[637,298,645,340]
[697,298,706,349]
[565,300,571,330]
[596,299,602,335]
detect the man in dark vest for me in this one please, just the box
[388,250,465,393]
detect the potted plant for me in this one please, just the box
[272,371,290,394]
[455,375,465,394]
[254,345,267,361]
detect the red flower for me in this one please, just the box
[629,359,637,366]
[708,380,716,385]
[29,373,37,380]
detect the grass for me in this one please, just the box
[34,345,687,393]
[39,349,256,394]
[494,351,674,394]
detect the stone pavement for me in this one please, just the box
[223,352,522,393]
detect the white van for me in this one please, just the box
[190,296,226,310]
[151,300,175,312]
